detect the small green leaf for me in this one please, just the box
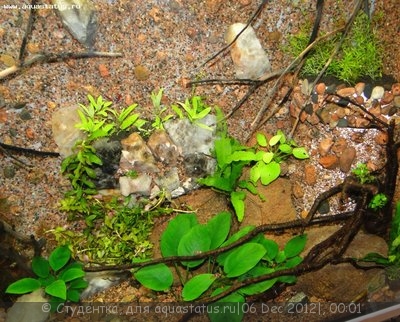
[224,243,266,277]
[182,274,217,301]
[69,278,89,289]
[279,144,292,154]
[292,147,309,159]
[260,238,279,261]
[32,257,50,278]
[45,280,67,300]
[262,152,274,164]
[269,134,282,146]
[256,133,267,147]
[239,266,276,295]
[49,246,71,272]
[249,162,262,183]
[228,151,257,163]
[194,107,211,120]
[231,191,246,222]
[5,278,41,294]
[120,114,139,130]
[284,234,307,258]
[284,256,303,268]
[134,263,173,291]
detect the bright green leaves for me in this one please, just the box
[5,278,41,294]
[178,225,211,268]
[49,246,71,272]
[134,263,173,291]
[284,234,307,258]
[223,243,266,277]
[6,246,86,307]
[182,274,217,301]
[161,213,198,257]
[172,95,212,130]
[199,129,309,222]
[206,211,231,249]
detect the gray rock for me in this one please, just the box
[119,174,152,197]
[370,86,385,100]
[225,23,271,79]
[164,115,217,156]
[52,0,97,48]
[6,290,49,322]
[147,129,179,165]
[155,167,180,192]
[120,133,157,172]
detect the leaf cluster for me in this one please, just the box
[52,196,173,265]
[284,12,382,83]
[172,95,212,130]
[6,246,87,310]
[199,130,309,221]
[133,212,307,321]
[150,89,174,130]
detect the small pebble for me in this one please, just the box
[363,83,373,99]
[375,131,388,145]
[304,164,317,185]
[392,83,400,96]
[354,82,365,95]
[318,154,338,169]
[339,147,356,173]
[98,64,110,77]
[394,96,400,108]
[315,83,326,95]
[370,86,385,100]
[3,165,16,178]
[336,87,355,97]
[19,108,32,120]
[134,65,150,81]
[317,200,330,214]
[25,127,35,139]
[319,137,334,156]
[292,181,304,198]
[0,54,16,67]
[336,118,348,127]
[382,91,394,104]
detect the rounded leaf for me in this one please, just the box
[178,225,211,268]
[5,278,41,294]
[60,268,85,282]
[231,191,246,222]
[45,279,67,300]
[206,212,231,249]
[182,274,217,301]
[260,238,279,261]
[224,243,266,277]
[32,257,50,278]
[260,161,280,185]
[256,133,267,147]
[262,152,274,164]
[269,134,282,146]
[161,213,198,257]
[134,263,173,291]
[49,246,71,272]
[284,234,307,258]
[292,147,309,159]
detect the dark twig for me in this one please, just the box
[0,141,60,157]
[19,0,38,63]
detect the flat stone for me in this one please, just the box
[318,155,338,169]
[294,227,387,302]
[315,82,326,95]
[354,82,365,95]
[292,181,304,198]
[392,83,400,96]
[336,87,356,97]
[119,174,152,196]
[331,137,348,155]
[394,96,400,108]
[225,23,271,79]
[339,146,356,173]
[375,131,388,145]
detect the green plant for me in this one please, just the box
[52,195,174,264]
[150,89,174,130]
[284,12,382,83]
[77,95,146,140]
[199,130,309,221]
[172,95,212,130]
[6,246,87,310]
[352,163,375,184]
[133,212,307,321]
[369,193,388,210]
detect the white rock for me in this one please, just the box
[225,23,271,79]
[370,86,385,100]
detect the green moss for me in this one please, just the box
[284,12,383,84]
